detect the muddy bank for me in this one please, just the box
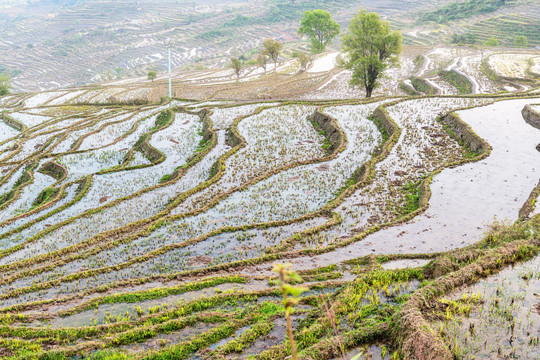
[438,112,489,154]
[137,137,165,163]
[311,110,344,153]
[38,161,67,181]
[522,104,540,130]
[411,77,440,95]
[1,112,27,132]
[438,70,473,94]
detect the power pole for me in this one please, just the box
[168,45,172,100]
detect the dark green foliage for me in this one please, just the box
[321,137,332,150]
[410,77,438,95]
[230,57,243,78]
[195,128,212,153]
[262,39,282,66]
[309,117,335,153]
[342,9,402,97]
[0,191,14,205]
[293,51,310,70]
[419,0,508,24]
[223,14,253,27]
[400,182,421,215]
[399,81,420,96]
[154,110,172,129]
[335,177,357,196]
[0,74,10,96]
[263,0,338,23]
[438,70,473,94]
[514,35,528,48]
[298,9,340,53]
[207,160,220,181]
[451,33,477,45]
[32,187,60,208]
[14,169,32,188]
[147,70,157,82]
[413,54,425,71]
[159,174,173,183]
[484,36,499,46]
[196,29,231,41]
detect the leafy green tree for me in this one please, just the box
[483,36,499,46]
[451,33,477,45]
[298,9,340,54]
[230,57,243,79]
[256,53,268,74]
[514,35,528,48]
[342,9,402,98]
[293,51,310,71]
[262,38,282,69]
[0,74,11,96]
[147,70,157,82]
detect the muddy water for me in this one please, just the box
[128,323,216,354]
[289,98,540,270]
[381,259,431,270]
[434,255,540,359]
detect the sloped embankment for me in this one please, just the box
[522,104,540,130]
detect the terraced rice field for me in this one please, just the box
[459,14,540,48]
[0,48,540,359]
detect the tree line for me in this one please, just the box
[453,33,529,48]
[228,8,402,98]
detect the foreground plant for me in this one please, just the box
[319,294,345,359]
[273,262,308,360]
